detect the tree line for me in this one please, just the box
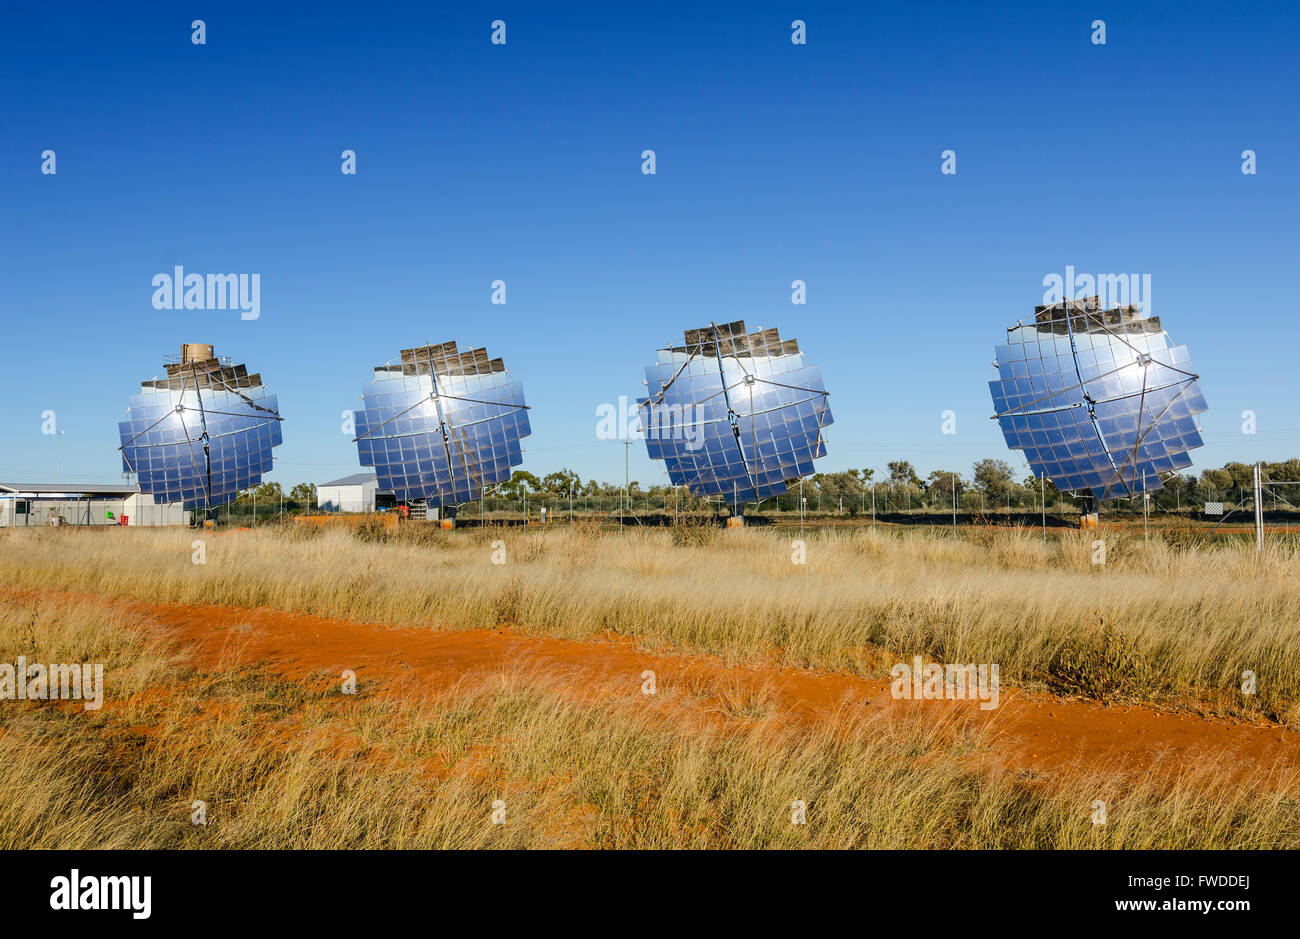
[243,457,1300,512]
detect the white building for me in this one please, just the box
[317,473,381,513]
[0,482,188,527]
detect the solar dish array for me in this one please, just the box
[989,297,1207,499]
[638,321,832,506]
[353,342,530,506]
[119,352,283,510]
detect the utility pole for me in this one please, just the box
[1040,473,1046,544]
[56,430,65,484]
[1143,469,1151,541]
[1254,462,1264,551]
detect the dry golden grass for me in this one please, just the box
[1,594,1296,849]
[1,523,1297,716]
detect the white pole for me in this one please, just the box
[1254,462,1264,551]
[1142,470,1150,541]
[1040,473,1045,543]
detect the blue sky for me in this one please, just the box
[2,1,1297,489]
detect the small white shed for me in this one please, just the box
[0,482,187,527]
[123,492,190,526]
[317,473,379,513]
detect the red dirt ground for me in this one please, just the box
[11,586,1295,789]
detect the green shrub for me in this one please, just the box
[1047,617,1156,702]
[669,514,720,546]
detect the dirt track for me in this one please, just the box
[12,586,1295,788]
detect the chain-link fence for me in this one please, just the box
[185,466,1300,536]
[7,497,126,527]
[286,481,1300,523]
